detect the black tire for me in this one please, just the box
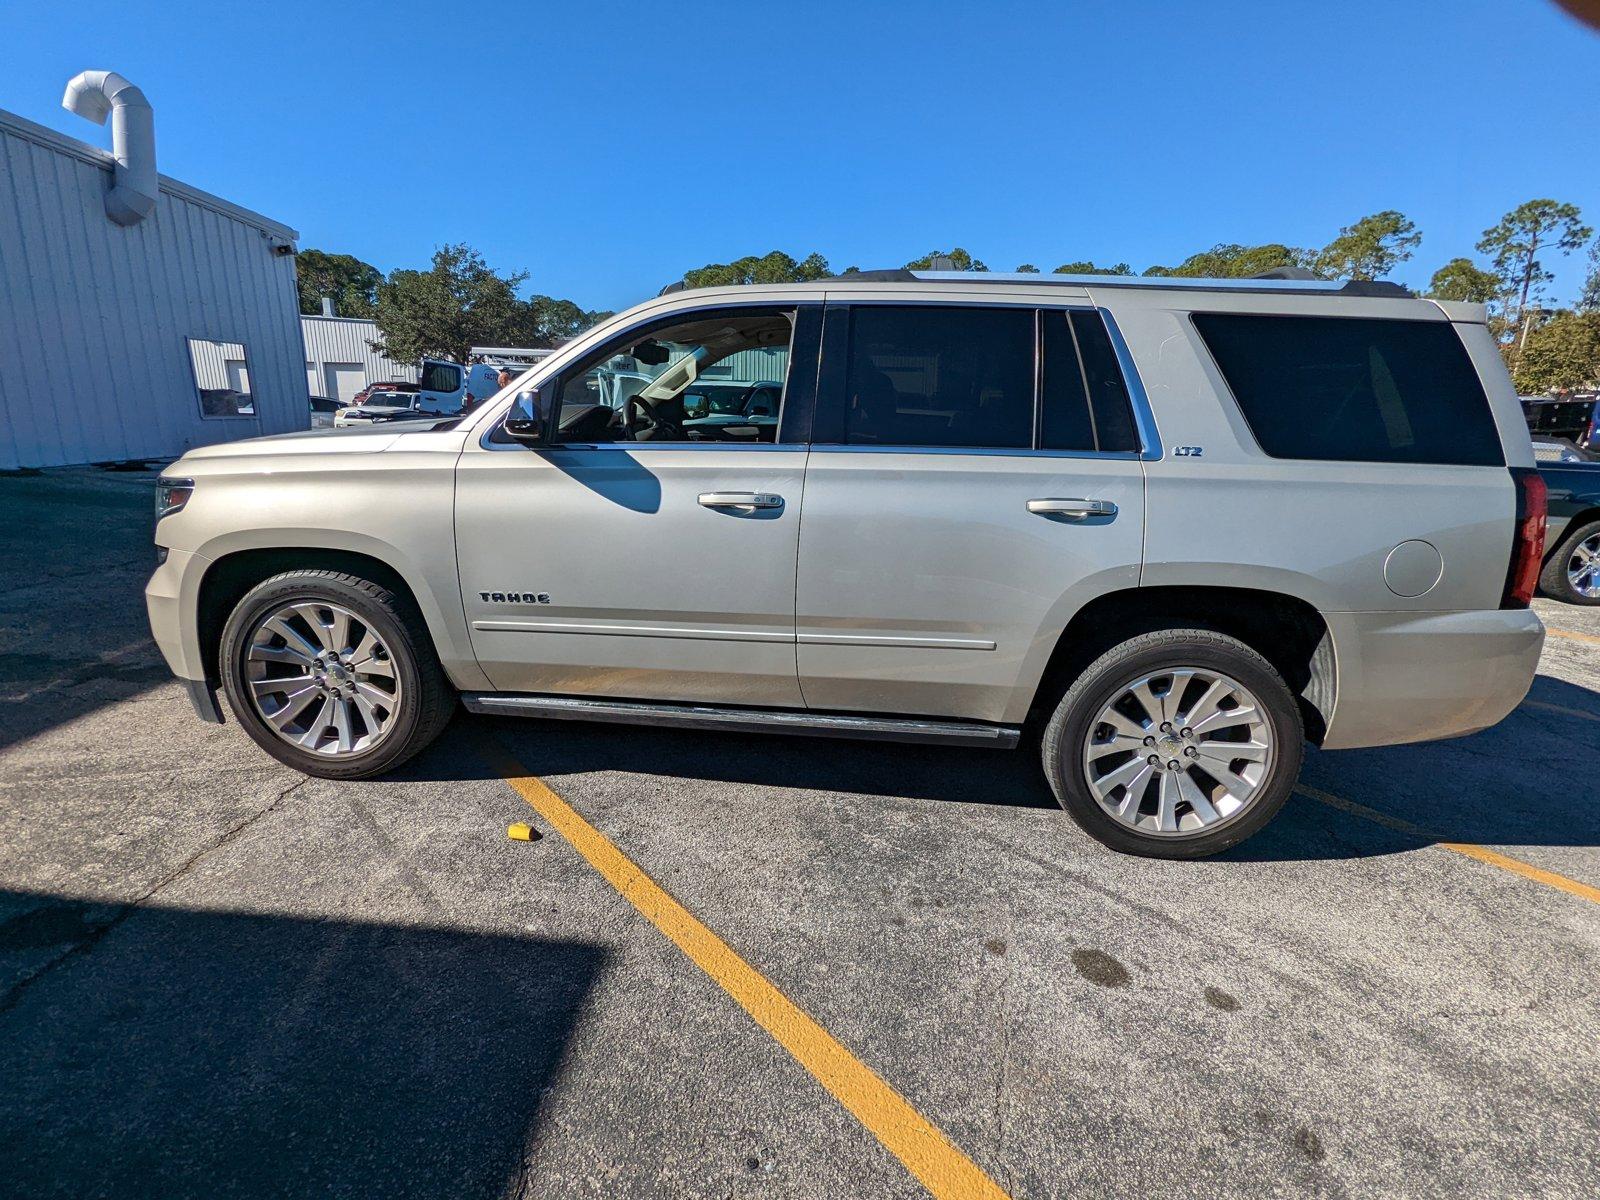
[1040,628,1304,859]
[1539,517,1600,606]
[219,570,456,779]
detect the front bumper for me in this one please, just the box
[147,547,225,724]
[1320,608,1545,750]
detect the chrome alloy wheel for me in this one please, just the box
[243,601,401,757]
[1082,668,1274,837]
[1568,532,1600,598]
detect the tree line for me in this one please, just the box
[680,201,1600,394]
[294,244,611,367]
[298,198,1600,393]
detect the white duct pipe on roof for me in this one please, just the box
[61,70,157,226]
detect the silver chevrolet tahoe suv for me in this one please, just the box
[147,270,1547,858]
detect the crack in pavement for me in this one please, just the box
[341,791,446,914]
[0,777,308,1015]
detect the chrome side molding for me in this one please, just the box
[461,693,1020,748]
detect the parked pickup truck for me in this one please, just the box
[1536,446,1600,604]
[147,270,1546,858]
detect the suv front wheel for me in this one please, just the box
[219,570,456,779]
[1041,629,1304,858]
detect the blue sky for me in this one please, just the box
[7,0,1598,313]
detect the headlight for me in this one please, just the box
[155,476,194,520]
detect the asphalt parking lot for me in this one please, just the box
[2,467,1598,1200]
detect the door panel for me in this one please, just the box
[455,445,806,705]
[795,450,1144,725]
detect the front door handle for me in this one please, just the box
[1026,497,1117,519]
[698,491,784,510]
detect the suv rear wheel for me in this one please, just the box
[1041,629,1304,858]
[1540,517,1600,605]
[219,570,455,779]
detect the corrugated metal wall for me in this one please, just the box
[300,316,417,400]
[700,346,788,384]
[0,110,304,469]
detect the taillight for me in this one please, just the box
[1501,467,1547,609]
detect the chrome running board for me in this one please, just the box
[461,693,1020,749]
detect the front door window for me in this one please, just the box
[553,309,795,444]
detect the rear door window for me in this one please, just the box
[840,306,1034,449]
[1040,310,1141,453]
[820,304,1144,453]
[1191,314,1503,466]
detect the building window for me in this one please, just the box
[187,337,257,419]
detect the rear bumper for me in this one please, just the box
[1321,608,1544,749]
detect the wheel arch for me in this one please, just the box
[192,542,489,691]
[1025,585,1334,745]
[1544,506,1600,563]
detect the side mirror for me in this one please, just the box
[504,389,547,444]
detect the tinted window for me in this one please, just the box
[1192,314,1503,466]
[419,361,461,393]
[1071,311,1140,452]
[843,307,1033,448]
[1040,312,1094,451]
[1040,310,1140,452]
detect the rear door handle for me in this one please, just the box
[699,491,784,510]
[1026,497,1117,519]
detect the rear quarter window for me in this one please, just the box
[1191,314,1504,467]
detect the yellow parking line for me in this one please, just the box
[1546,626,1600,647]
[1295,784,1600,905]
[1522,698,1600,725]
[484,740,1010,1200]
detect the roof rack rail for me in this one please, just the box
[1334,279,1412,298]
[1248,266,1411,297]
[657,268,1413,299]
[820,268,918,283]
[1249,266,1320,281]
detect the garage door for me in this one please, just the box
[324,363,366,404]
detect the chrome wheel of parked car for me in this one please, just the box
[1568,532,1600,599]
[1081,667,1274,837]
[243,601,402,757]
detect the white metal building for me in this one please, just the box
[300,313,417,403]
[0,73,304,470]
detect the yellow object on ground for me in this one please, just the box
[483,737,1010,1200]
[506,821,540,842]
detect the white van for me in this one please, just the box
[416,348,557,414]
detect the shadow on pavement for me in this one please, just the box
[399,714,1062,811]
[0,470,169,755]
[0,891,606,1200]
[396,668,1600,864]
[1227,672,1600,862]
